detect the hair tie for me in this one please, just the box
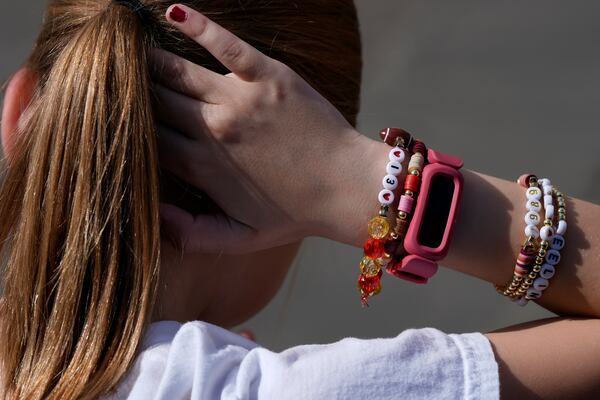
[112,0,152,25]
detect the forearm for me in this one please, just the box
[485,317,600,399]
[327,135,600,317]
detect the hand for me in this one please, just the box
[153,4,380,254]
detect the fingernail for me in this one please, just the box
[169,5,187,23]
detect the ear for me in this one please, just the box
[1,67,37,159]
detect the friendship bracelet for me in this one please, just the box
[386,141,428,278]
[496,174,542,298]
[514,182,567,305]
[496,174,568,306]
[357,131,410,306]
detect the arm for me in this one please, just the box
[153,5,600,397]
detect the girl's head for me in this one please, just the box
[0,1,361,398]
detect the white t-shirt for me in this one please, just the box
[104,320,499,400]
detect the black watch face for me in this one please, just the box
[418,174,455,248]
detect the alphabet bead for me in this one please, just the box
[539,264,556,280]
[545,249,561,265]
[525,211,541,226]
[550,234,565,250]
[533,277,549,291]
[382,174,399,190]
[526,288,543,300]
[526,187,542,200]
[378,189,395,206]
[526,200,542,213]
[386,161,403,176]
[524,225,540,239]
[388,147,406,163]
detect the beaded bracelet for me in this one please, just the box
[514,181,567,305]
[386,140,428,278]
[357,132,409,306]
[496,174,542,298]
[496,174,568,306]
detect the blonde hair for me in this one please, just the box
[0,1,361,398]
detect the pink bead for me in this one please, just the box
[398,195,414,213]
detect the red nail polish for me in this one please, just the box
[169,6,187,23]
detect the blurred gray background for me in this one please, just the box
[1,1,599,350]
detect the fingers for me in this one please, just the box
[165,4,273,81]
[160,203,258,254]
[156,123,205,180]
[153,83,213,139]
[150,48,232,104]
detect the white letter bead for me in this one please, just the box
[543,185,553,195]
[524,225,540,239]
[539,264,556,280]
[378,189,395,205]
[386,161,403,176]
[545,249,561,265]
[550,234,565,250]
[557,220,567,235]
[526,187,542,200]
[545,204,555,220]
[540,225,554,241]
[525,288,543,300]
[533,277,549,291]
[382,174,399,190]
[526,200,542,213]
[515,297,529,307]
[544,194,553,206]
[388,147,406,163]
[524,211,541,226]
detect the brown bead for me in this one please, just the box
[379,128,412,147]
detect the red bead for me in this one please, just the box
[404,174,420,194]
[379,128,412,147]
[358,271,382,306]
[411,140,427,157]
[364,238,386,258]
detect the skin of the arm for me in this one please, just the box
[332,136,600,398]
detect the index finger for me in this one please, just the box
[165,4,273,82]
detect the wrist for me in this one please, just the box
[313,130,390,247]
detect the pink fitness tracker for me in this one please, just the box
[396,149,464,283]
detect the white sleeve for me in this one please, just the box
[108,321,499,400]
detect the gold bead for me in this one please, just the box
[360,257,382,277]
[540,241,549,249]
[398,211,408,220]
[558,207,566,214]
[539,249,547,257]
[533,265,541,272]
[368,216,390,239]
[544,219,553,226]
[410,170,420,176]
[535,256,544,264]
[528,176,538,186]
[404,190,414,198]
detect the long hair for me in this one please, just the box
[0,1,361,398]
